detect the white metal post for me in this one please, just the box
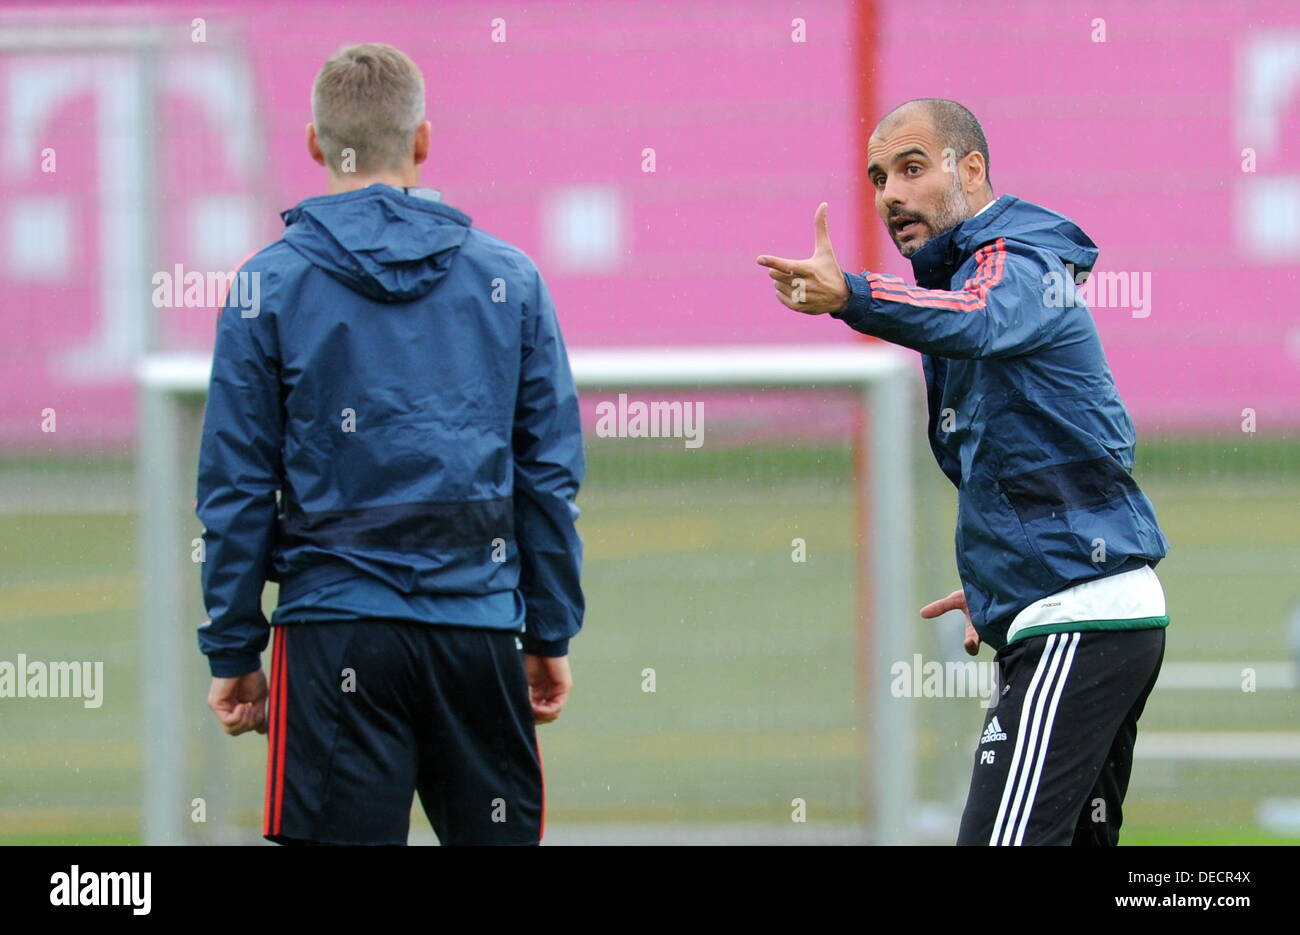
[867,364,916,844]
[138,382,188,845]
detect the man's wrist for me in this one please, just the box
[834,272,851,314]
[831,270,872,326]
[208,653,262,678]
[521,635,570,657]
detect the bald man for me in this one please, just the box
[757,99,1170,846]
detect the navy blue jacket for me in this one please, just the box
[833,195,1168,649]
[196,184,585,677]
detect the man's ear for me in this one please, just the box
[306,122,327,167]
[961,151,988,195]
[413,120,432,167]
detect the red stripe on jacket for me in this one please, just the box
[866,237,1008,311]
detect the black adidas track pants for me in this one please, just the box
[956,627,1166,846]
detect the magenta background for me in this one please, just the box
[2,0,1298,449]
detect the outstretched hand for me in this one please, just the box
[756,202,850,315]
[920,588,981,656]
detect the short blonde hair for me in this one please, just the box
[311,43,426,175]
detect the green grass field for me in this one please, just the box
[1,435,1297,845]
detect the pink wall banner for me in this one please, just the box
[1,0,1297,449]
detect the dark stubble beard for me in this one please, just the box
[896,172,972,259]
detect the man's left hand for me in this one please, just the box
[207,671,269,736]
[756,202,850,315]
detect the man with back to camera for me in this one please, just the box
[756,99,1170,845]
[196,43,584,846]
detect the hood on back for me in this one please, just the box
[909,195,1099,289]
[281,185,472,303]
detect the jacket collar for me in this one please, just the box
[281,183,472,228]
[908,194,1015,288]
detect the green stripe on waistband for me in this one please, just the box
[1006,615,1170,646]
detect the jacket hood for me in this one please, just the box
[281,185,472,303]
[909,195,1099,289]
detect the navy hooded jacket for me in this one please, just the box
[833,195,1169,649]
[196,184,585,677]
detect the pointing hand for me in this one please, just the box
[920,588,982,657]
[756,202,850,315]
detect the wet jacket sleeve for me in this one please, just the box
[195,273,283,678]
[512,269,586,656]
[832,239,1064,360]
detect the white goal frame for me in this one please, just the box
[136,344,919,845]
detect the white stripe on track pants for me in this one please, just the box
[956,627,1166,846]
